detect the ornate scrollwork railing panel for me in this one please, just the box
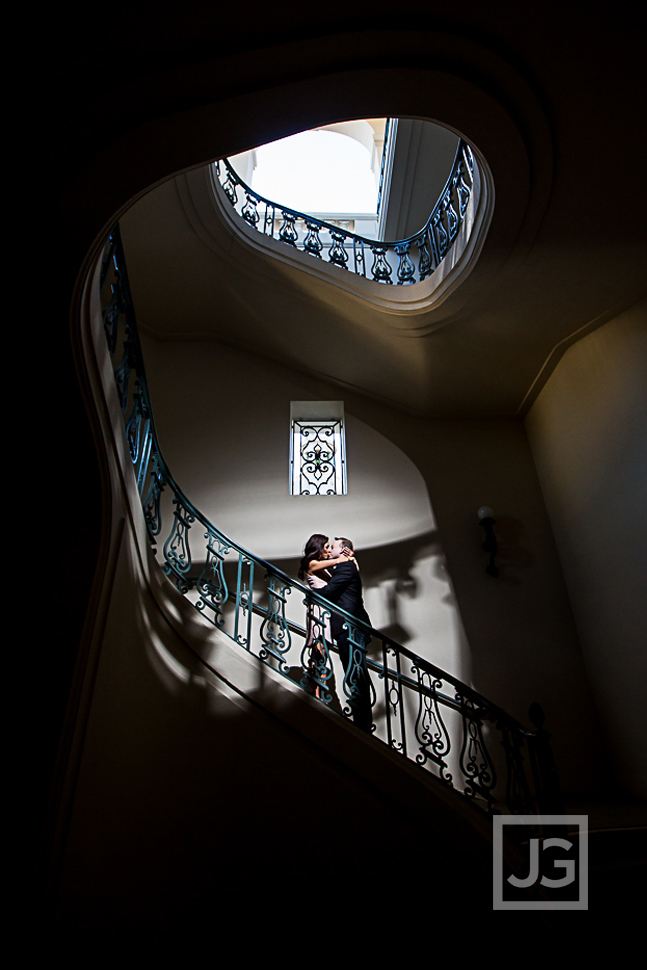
[377,644,407,756]
[100,226,557,820]
[213,138,475,287]
[300,599,335,705]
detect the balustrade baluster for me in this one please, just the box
[136,420,153,497]
[241,192,260,227]
[455,161,471,219]
[352,237,365,276]
[162,499,195,593]
[417,233,433,280]
[196,531,231,629]
[370,246,392,283]
[303,221,323,257]
[395,242,416,284]
[234,553,254,649]
[444,191,459,241]
[263,204,275,237]
[458,694,497,809]
[413,667,452,784]
[433,209,449,259]
[278,211,298,246]
[215,142,476,287]
[142,453,165,543]
[328,230,348,269]
[222,169,238,207]
[300,594,334,704]
[260,572,292,672]
[382,643,407,755]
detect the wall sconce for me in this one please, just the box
[477,506,499,578]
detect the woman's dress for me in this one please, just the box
[305,570,332,692]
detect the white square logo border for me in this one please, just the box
[493,814,588,910]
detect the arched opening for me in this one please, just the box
[214,116,489,299]
[229,121,386,219]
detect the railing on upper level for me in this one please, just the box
[100,226,561,819]
[214,139,475,286]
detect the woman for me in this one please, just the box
[298,534,354,698]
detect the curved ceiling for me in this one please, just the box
[111,35,644,417]
[210,134,493,318]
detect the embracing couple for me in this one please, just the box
[298,534,373,732]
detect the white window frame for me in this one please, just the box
[289,402,347,496]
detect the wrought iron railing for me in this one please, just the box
[99,226,560,817]
[214,139,475,286]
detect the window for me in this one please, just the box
[228,120,388,227]
[290,401,347,495]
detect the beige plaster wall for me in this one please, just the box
[140,335,603,793]
[140,335,469,683]
[525,301,647,796]
[56,282,498,928]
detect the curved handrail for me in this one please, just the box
[99,226,561,817]
[214,139,475,286]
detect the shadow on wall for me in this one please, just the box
[490,515,535,586]
[269,529,472,684]
[136,529,482,818]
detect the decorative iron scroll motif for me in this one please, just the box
[125,387,145,465]
[263,204,275,237]
[142,453,165,543]
[395,243,415,285]
[163,499,195,593]
[102,286,122,357]
[100,227,559,822]
[340,620,375,732]
[353,239,366,277]
[413,667,452,784]
[300,598,334,705]
[291,419,345,495]
[380,645,406,754]
[457,694,497,809]
[417,235,433,281]
[222,168,238,206]
[278,212,298,246]
[214,138,475,287]
[328,231,349,269]
[455,162,471,219]
[232,552,254,649]
[113,335,135,414]
[303,221,323,257]
[371,247,392,283]
[432,210,448,260]
[101,236,126,357]
[241,193,260,227]
[196,531,230,628]
[259,573,292,672]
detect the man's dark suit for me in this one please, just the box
[318,562,373,731]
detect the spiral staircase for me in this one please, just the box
[35,12,647,934]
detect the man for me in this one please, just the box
[318,537,373,732]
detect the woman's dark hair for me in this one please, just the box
[298,533,329,580]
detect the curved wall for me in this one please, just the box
[526,303,647,797]
[140,334,470,681]
[141,336,435,557]
[51,261,497,933]
[75,46,604,795]
[31,11,647,930]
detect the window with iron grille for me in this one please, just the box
[290,402,347,495]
